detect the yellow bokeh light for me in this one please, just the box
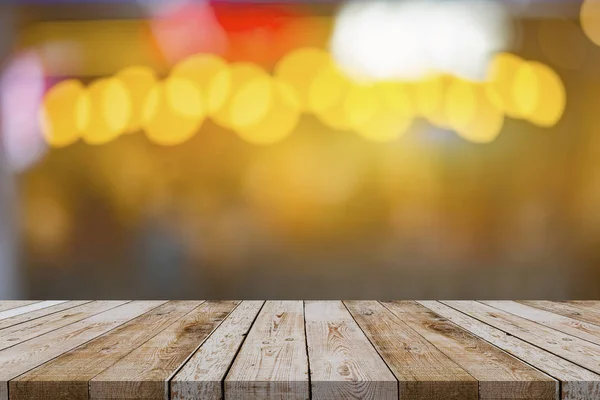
[308,63,351,114]
[512,61,566,127]
[581,0,600,46]
[309,63,356,130]
[344,84,380,128]
[445,79,479,131]
[39,79,89,148]
[116,66,157,133]
[274,47,333,112]
[211,63,269,129]
[81,78,132,145]
[448,83,505,143]
[235,80,301,145]
[486,53,526,118]
[229,76,273,130]
[171,54,230,116]
[354,83,413,142]
[141,76,206,146]
[414,74,451,129]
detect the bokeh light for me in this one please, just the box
[0,51,47,172]
[234,79,301,145]
[39,79,88,148]
[581,0,600,47]
[211,62,269,129]
[142,76,205,146]
[513,61,566,127]
[274,47,332,112]
[81,77,132,145]
[171,53,230,116]
[448,82,504,143]
[486,52,525,119]
[414,74,450,129]
[354,83,413,142]
[116,66,157,133]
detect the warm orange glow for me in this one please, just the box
[142,76,206,145]
[39,79,88,148]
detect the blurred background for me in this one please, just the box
[0,0,599,299]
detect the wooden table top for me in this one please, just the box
[0,301,599,400]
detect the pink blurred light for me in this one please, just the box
[0,51,48,172]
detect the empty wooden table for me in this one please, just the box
[0,300,599,399]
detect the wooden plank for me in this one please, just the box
[305,301,397,400]
[90,300,239,400]
[0,301,163,400]
[0,301,91,331]
[482,301,600,345]
[171,301,264,400]
[0,301,68,321]
[225,301,309,400]
[382,301,557,400]
[344,300,477,400]
[443,301,600,375]
[566,301,600,311]
[10,301,203,400]
[419,301,600,400]
[0,301,40,313]
[520,301,600,326]
[0,301,132,351]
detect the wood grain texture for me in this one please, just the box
[521,301,600,326]
[344,300,477,400]
[305,301,397,400]
[225,301,309,400]
[90,300,239,400]
[0,301,40,313]
[0,301,67,321]
[10,301,202,400]
[171,301,264,400]
[0,301,90,331]
[482,301,600,345]
[443,301,600,375]
[382,301,557,400]
[0,301,163,400]
[419,301,600,400]
[0,301,131,351]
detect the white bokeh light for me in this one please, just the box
[331,0,513,82]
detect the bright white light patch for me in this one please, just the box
[331,0,512,81]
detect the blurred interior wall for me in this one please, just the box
[0,5,22,299]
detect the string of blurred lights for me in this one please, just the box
[38,49,566,149]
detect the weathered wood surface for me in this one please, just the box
[225,301,310,400]
[345,300,478,400]
[382,301,557,400]
[11,301,202,400]
[306,301,397,400]
[90,301,238,400]
[0,300,599,399]
[171,301,264,400]
[419,301,600,400]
